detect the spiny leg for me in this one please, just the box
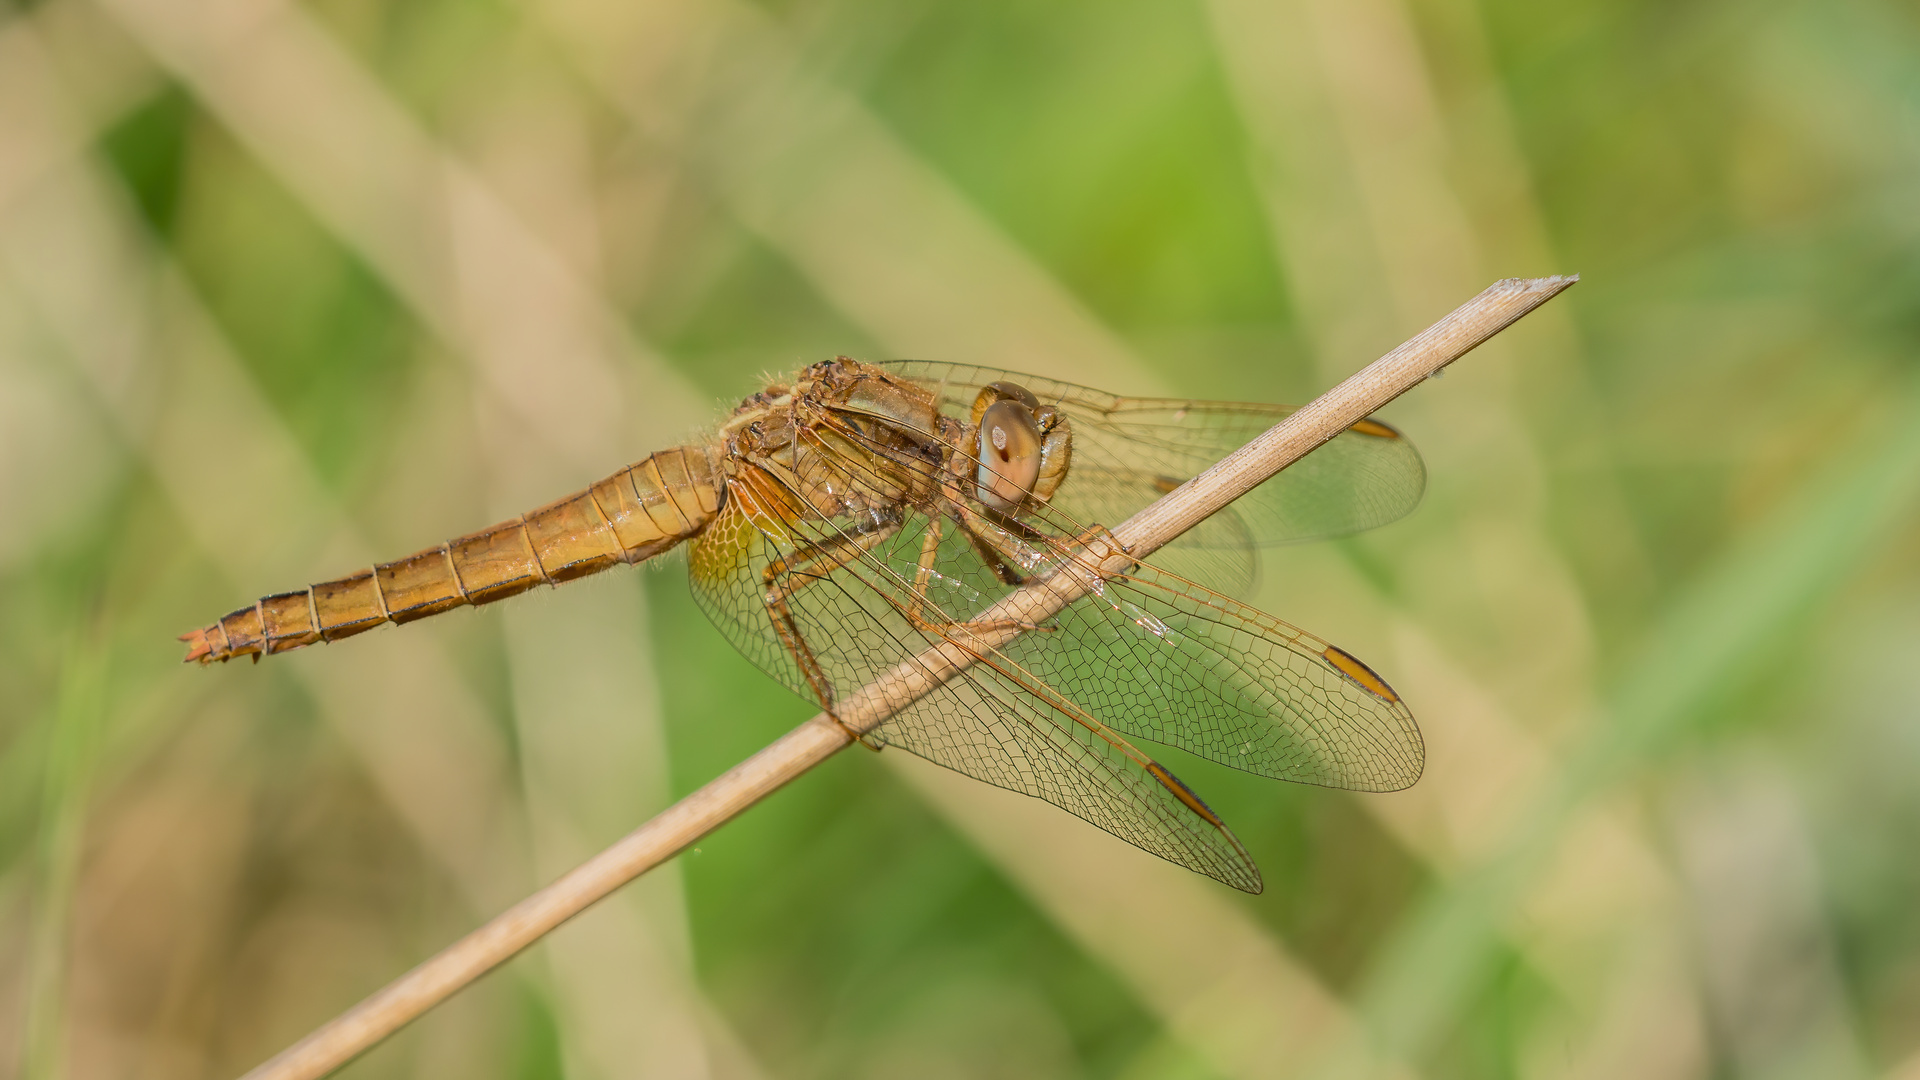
[965,528,1024,588]
[950,503,1140,633]
[762,519,902,742]
[952,505,1027,587]
[906,508,1053,638]
[905,514,946,629]
[958,502,1132,579]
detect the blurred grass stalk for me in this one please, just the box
[0,16,764,1077]
[0,19,560,1072]
[1346,374,1920,1068]
[1205,0,1709,1074]
[22,631,107,1080]
[3,0,1915,1073]
[30,3,1376,1077]
[9,1,1660,1075]
[241,276,1575,1080]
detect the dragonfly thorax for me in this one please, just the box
[730,358,1076,526]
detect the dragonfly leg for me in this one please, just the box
[947,506,1144,633]
[761,520,902,745]
[949,506,1028,587]
[904,515,944,629]
[902,510,1053,638]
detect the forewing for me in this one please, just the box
[1001,561,1424,791]
[684,463,1264,891]
[882,361,1427,547]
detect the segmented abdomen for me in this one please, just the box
[182,444,726,664]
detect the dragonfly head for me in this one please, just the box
[969,382,1072,514]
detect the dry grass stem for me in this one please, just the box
[239,275,1575,1080]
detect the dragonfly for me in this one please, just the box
[182,359,1426,892]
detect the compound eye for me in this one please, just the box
[970,380,1040,426]
[975,399,1042,514]
[983,381,1039,408]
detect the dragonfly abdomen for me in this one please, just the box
[181,445,726,664]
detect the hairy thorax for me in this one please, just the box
[720,359,960,524]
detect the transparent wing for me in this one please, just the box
[942,505,1422,791]
[881,360,1427,548]
[686,461,1263,891]
[684,413,1423,888]
[1001,557,1422,791]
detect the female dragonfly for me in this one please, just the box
[182,359,1426,892]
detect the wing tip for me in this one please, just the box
[1346,730,1427,794]
[1144,757,1265,892]
[1317,643,1427,792]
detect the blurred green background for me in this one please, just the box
[4,0,1920,1076]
